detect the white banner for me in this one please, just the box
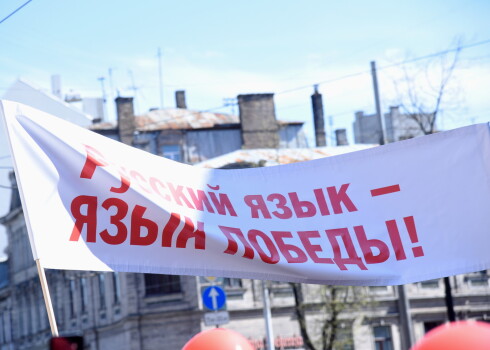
[2,100,490,286]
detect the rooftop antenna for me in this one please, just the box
[223,97,237,115]
[108,68,115,102]
[97,76,106,102]
[128,69,139,114]
[158,47,164,110]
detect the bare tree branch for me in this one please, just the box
[291,283,317,350]
[392,39,463,136]
[291,284,367,350]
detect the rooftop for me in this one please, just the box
[195,144,377,168]
[90,108,304,131]
[136,108,238,131]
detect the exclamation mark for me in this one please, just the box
[386,220,407,261]
[403,216,424,257]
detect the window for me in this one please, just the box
[17,297,24,336]
[98,274,106,309]
[68,280,76,318]
[31,291,39,332]
[0,313,4,344]
[223,278,242,289]
[13,227,33,271]
[80,278,88,313]
[38,291,47,330]
[161,144,181,162]
[373,326,393,350]
[112,273,121,304]
[144,274,181,296]
[420,279,440,289]
[369,286,391,293]
[424,321,443,333]
[466,271,489,287]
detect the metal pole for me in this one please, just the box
[397,284,414,350]
[444,277,456,321]
[35,259,59,337]
[370,61,387,145]
[261,280,274,350]
[158,47,164,110]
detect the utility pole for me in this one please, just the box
[261,281,274,350]
[158,47,164,110]
[370,61,387,145]
[372,59,414,348]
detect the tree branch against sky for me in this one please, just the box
[392,39,463,135]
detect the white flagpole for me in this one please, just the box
[35,259,59,337]
[1,103,59,336]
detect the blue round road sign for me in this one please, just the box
[202,286,226,311]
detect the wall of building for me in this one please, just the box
[353,107,433,144]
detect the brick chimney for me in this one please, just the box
[335,129,348,146]
[175,90,187,109]
[237,93,279,149]
[116,97,135,146]
[311,86,326,147]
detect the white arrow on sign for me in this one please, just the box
[209,287,219,310]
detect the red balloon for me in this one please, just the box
[411,321,490,350]
[182,328,255,350]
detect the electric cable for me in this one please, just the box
[277,38,490,95]
[0,0,33,25]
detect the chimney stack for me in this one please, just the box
[175,90,187,109]
[237,93,279,149]
[116,97,135,145]
[311,85,327,147]
[335,129,348,146]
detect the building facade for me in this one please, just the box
[353,106,434,144]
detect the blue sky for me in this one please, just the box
[0,0,489,257]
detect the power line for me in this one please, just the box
[381,38,490,70]
[0,166,14,169]
[277,38,490,95]
[0,0,33,25]
[0,155,11,160]
[278,70,370,95]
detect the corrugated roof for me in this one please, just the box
[90,108,304,131]
[89,121,116,131]
[135,108,239,131]
[195,145,378,168]
[90,109,239,131]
